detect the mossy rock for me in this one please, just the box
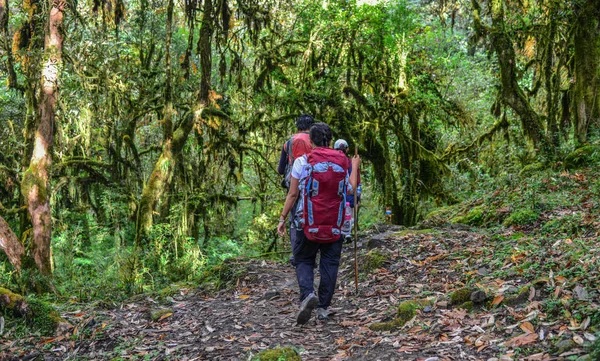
[369,299,433,332]
[150,308,174,321]
[0,288,64,336]
[502,209,538,227]
[252,347,301,361]
[449,287,474,305]
[519,162,544,177]
[564,144,600,169]
[504,285,531,306]
[363,250,388,273]
[451,205,487,226]
[28,298,64,335]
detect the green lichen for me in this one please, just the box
[252,347,301,361]
[450,287,473,305]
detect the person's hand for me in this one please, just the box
[352,154,361,168]
[277,219,287,237]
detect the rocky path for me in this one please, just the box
[4,226,597,360]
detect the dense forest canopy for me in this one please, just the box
[0,0,599,296]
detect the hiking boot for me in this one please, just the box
[316,307,329,320]
[344,235,352,244]
[296,293,318,325]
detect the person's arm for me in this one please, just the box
[277,177,300,236]
[348,154,361,193]
[277,145,287,175]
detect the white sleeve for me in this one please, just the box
[291,156,307,179]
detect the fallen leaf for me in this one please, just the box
[520,322,535,334]
[158,312,173,321]
[504,332,538,347]
[238,295,250,299]
[492,295,504,306]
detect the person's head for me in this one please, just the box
[334,139,349,154]
[309,122,333,147]
[295,114,315,131]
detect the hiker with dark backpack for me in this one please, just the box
[277,123,361,324]
[277,114,315,263]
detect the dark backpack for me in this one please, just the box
[299,147,349,243]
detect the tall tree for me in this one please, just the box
[135,0,215,245]
[573,0,600,144]
[21,0,66,276]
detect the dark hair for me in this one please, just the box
[295,114,315,131]
[310,122,332,147]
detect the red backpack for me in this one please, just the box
[282,132,312,189]
[299,147,350,243]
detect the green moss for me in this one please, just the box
[457,301,473,311]
[252,347,301,361]
[391,229,434,237]
[451,205,487,226]
[502,209,539,227]
[424,205,459,225]
[363,250,387,273]
[369,299,433,332]
[450,287,473,305]
[150,309,174,321]
[0,287,25,309]
[27,298,62,336]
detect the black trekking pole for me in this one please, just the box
[353,146,359,294]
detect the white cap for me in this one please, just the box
[334,139,348,150]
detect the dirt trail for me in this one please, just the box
[5,226,595,360]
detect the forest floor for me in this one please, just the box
[3,223,599,360]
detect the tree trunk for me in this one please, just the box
[0,216,25,272]
[135,0,214,245]
[573,1,600,144]
[21,0,66,276]
[489,0,549,153]
[0,0,21,91]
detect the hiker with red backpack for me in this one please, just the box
[277,114,315,263]
[277,123,361,324]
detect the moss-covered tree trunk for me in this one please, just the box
[135,0,214,245]
[489,0,549,153]
[21,0,66,276]
[0,0,20,91]
[573,1,600,144]
[0,216,25,272]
